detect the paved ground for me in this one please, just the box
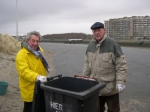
[40,43,150,112]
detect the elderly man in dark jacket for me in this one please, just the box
[83,22,127,112]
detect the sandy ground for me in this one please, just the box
[0,51,55,112]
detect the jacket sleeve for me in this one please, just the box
[116,55,127,85]
[83,54,91,76]
[15,51,39,82]
[114,43,127,85]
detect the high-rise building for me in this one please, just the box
[105,16,150,39]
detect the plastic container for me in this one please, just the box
[41,75,105,112]
[0,81,9,96]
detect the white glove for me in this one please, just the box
[37,75,47,82]
[116,84,125,93]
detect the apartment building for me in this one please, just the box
[105,16,150,39]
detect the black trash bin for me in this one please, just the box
[40,75,106,112]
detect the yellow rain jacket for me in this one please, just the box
[15,47,47,102]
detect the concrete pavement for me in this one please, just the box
[40,43,150,112]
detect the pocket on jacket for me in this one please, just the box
[99,53,114,69]
[97,67,116,82]
[99,81,116,95]
[101,56,113,69]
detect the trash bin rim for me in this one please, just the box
[40,79,105,100]
[0,81,9,96]
[0,81,9,85]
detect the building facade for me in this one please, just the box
[105,16,150,39]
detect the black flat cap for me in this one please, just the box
[91,22,104,29]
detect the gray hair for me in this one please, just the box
[26,31,42,41]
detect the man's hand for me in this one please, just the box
[37,75,47,82]
[116,84,125,93]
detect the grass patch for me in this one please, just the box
[0,33,21,55]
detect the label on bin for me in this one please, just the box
[50,101,63,112]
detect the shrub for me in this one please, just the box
[0,34,21,55]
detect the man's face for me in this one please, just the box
[92,28,106,41]
[27,35,40,50]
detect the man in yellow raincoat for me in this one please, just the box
[15,31,50,112]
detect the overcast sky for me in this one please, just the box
[0,0,150,35]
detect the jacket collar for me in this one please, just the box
[22,46,44,54]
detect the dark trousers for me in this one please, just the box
[99,93,120,112]
[23,102,32,112]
